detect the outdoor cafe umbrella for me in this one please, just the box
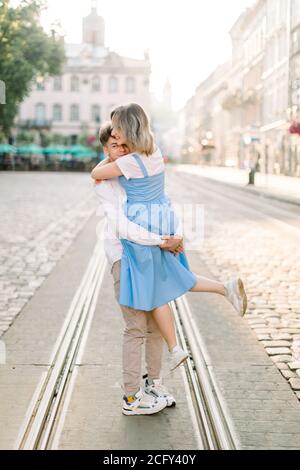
[73,149,97,158]
[67,145,97,159]
[16,144,43,154]
[68,145,91,155]
[42,145,68,155]
[0,144,16,153]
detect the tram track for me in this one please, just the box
[171,297,237,450]
[14,244,236,449]
[15,231,106,450]
[14,209,238,450]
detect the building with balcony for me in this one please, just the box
[15,2,151,144]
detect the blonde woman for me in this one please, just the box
[91,103,247,376]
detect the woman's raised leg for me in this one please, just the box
[189,275,226,295]
[189,274,248,317]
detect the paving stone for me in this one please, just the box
[288,362,300,370]
[288,378,300,391]
[281,370,297,379]
[266,348,292,356]
[276,363,289,370]
[262,341,291,347]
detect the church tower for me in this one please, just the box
[82,1,105,47]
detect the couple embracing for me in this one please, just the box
[92,103,247,416]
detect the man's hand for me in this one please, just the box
[159,236,184,254]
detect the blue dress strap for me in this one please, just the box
[132,154,148,178]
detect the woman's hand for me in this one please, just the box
[160,236,184,254]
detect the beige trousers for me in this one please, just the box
[111,260,164,396]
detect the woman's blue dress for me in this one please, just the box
[118,154,197,311]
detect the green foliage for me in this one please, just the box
[16,129,35,144]
[0,0,65,137]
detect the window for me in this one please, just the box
[70,76,80,92]
[126,77,135,93]
[53,104,62,121]
[92,76,101,92]
[53,76,62,91]
[70,104,79,121]
[108,76,118,93]
[36,77,45,91]
[91,105,101,123]
[35,103,46,121]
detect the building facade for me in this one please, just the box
[182,0,300,177]
[16,3,151,144]
[261,0,291,175]
[288,0,300,175]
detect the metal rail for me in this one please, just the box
[15,237,106,450]
[171,296,237,450]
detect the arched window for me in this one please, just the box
[126,77,135,93]
[108,76,118,93]
[53,76,62,91]
[70,76,80,92]
[92,76,101,92]
[35,103,46,121]
[53,104,62,121]
[91,105,101,123]
[70,104,79,121]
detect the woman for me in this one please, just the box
[91,103,248,372]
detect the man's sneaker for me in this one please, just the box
[142,374,176,407]
[122,387,167,416]
[168,345,189,372]
[224,277,247,317]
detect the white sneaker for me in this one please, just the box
[122,387,167,416]
[168,346,189,372]
[143,375,176,407]
[224,277,247,317]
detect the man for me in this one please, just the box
[93,123,183,416]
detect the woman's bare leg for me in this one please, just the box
[190,275,226,296]
[151,304,177,352]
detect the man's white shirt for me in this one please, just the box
[94,178,165,270]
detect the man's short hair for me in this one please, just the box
[99,122,113,146]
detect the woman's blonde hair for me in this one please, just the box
[111,103,155,156]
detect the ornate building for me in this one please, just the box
[16,2,151,143]
[288,0,300,175]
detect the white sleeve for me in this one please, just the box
[114,154,142,179]
[99,182,164,246]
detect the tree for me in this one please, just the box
[0,0,65,139]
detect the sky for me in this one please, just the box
[15,0,255,110]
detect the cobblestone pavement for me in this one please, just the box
[2,168,300,406]
[169,168,300,402]
[0,172,95,337]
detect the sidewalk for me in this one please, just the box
[175,165,300,206]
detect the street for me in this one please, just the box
[1,167,300,450]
